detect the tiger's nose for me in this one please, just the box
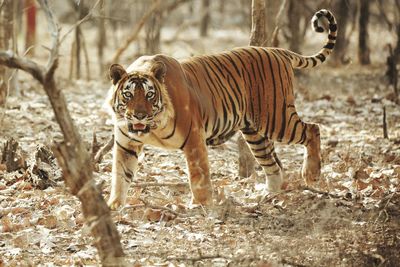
[134,112,147,120]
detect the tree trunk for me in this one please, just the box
[200,0,210,37]
[287,0,303,53]
[0,0,14,105]
[145,0,162,54]
[24,0,36,56]
[331,0,350,65]
[249,0,266,46]
[237,0,268,178]
[97,0,106,77]
[358,0,371,65]
[265,0,281,46]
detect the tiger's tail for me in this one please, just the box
[287,9,337,69]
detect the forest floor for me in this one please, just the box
[1,23,400,266]
[1,62,399,267]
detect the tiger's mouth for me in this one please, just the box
[128,122,150,134]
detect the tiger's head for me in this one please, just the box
[108,61,173,137]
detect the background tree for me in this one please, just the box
[0,0,15,106]
[237,0,267,178]
[24,0,36,56]
[358,0,371,65]
[200,0,210,37]
[145,0,162,54]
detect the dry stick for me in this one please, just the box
[137,198,181,217]
[110,0,162,63]
[0,1,125,265]
[132,182,188,188]
[94,135,114,164]
[80,28,91,80]
[383,106,389,139]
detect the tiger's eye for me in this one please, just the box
[146,91,155,99]
[122,91,133,99]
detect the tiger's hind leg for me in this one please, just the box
[300,123,321,185]
[277,114,322,185]
[241,131,283,192]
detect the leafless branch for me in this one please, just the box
[59,0,101,44]
[0,51,45,83]
[94,135,114,164]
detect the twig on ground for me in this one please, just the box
[138,198,181,217]
[93,135,114,164]
[383,106,389,139]
[131,182,188,188]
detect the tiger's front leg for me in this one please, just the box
[108,139,143,210]
[182,129,213,206]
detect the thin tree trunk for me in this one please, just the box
[0,0,14,105]
[24,0,36,56]
[358,0,371,65]
[238,0,268,178]
[265,0,281,46]
[249,0,266,46]
[288,0,303,53]
[331,0,350,65]
[200,0,210,37]
[145,0,162,54]
[97,0,106,77]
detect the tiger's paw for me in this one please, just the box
[302,156,321,185]
[266,173,283,192]
[107,196,126,210]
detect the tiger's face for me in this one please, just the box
[109,62,171,137]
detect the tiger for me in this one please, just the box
[106,9,337,209]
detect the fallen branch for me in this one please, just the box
[138,198,181,217]
[132,181,188,188]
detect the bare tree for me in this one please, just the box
[287,0,303,53]
[358,0,371,65]
[24,0,36,56]
[331,0,351,65]
[237,0,269,178]
[97,0,106,76]
[0,1,125,265]
[145,0,163,54]
[200,0,210,37]
[0,0,15,105]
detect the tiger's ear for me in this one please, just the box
[109,64,127,85]
[150,61,166,83]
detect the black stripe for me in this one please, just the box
[118,127,142,143]
[180,120,192,149]
[115,140,138,158]
[162,116,177,139]
[255,154,273,160]
[311,57,317,67]
[316,54,326,62]
[329,24,337,32]
[245,137,265,145]
[328,34,336,40]
[323,42,335,50]
[288,120,301,143]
